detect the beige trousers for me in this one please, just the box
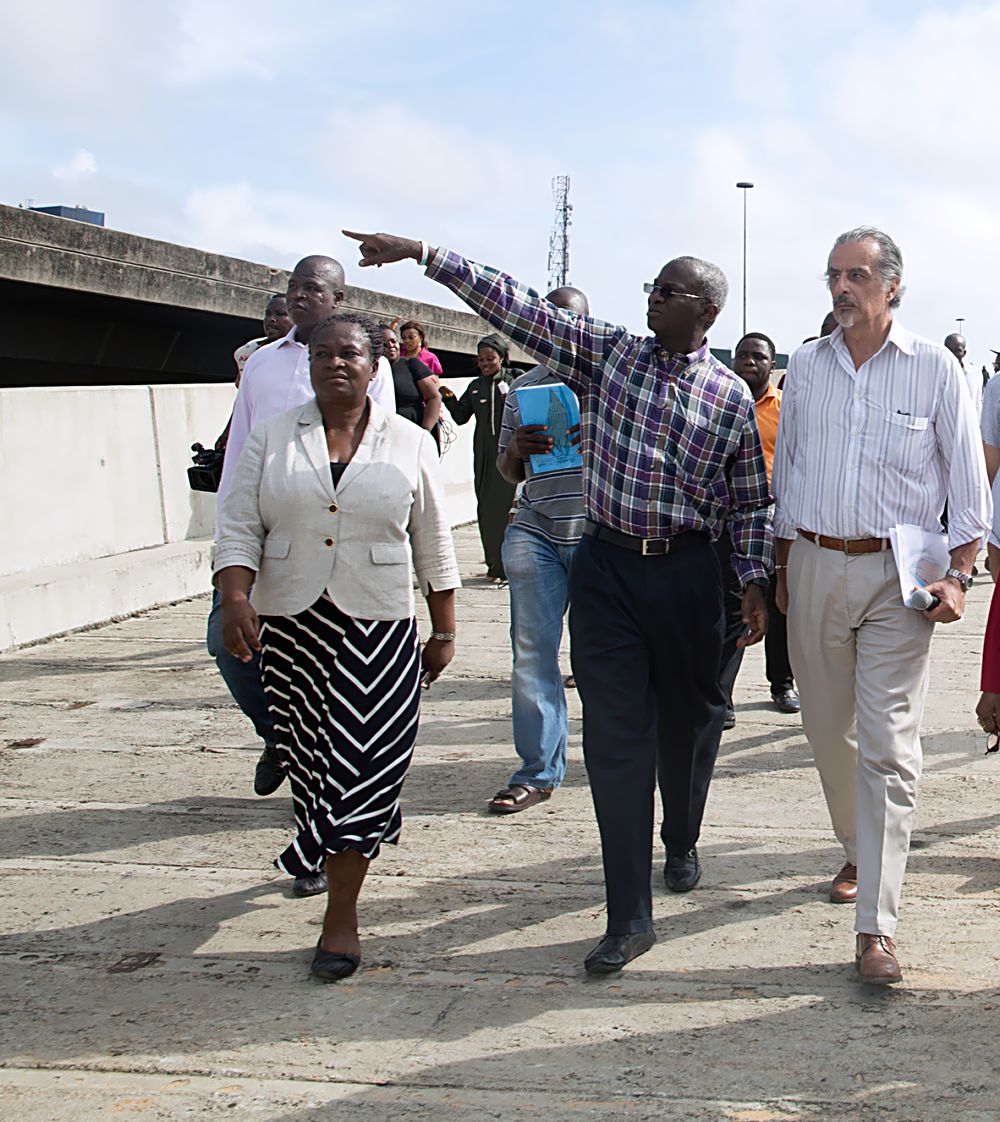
[787,535,933,936]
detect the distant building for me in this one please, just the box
[29,204,105,227]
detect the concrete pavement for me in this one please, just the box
[1,525,999,1121]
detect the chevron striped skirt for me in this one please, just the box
[259,593,421,875]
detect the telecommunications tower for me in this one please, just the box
[547,175,572,291]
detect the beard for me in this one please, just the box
[833,305,855,329]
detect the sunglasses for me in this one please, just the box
[643,282,706,301]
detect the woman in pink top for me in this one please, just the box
[399,320,444,377]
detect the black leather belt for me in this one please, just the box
[583,521,705,556]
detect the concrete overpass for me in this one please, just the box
[1,205,514,647]
[0,203,528,389]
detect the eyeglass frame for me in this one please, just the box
[643,282,709,302]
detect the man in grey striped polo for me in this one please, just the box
[487,286,590,814]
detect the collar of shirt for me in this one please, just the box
[275,325,305,348]
[823,318,916,368]
[756,381,780,406]
[652,338,710,376]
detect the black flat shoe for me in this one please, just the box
[311,941,360,982]
[584,931,656,974]
[292,872,327,897]
[723,707,736,730]
[664,846,701,892]
[254,744,287,796]
[770,687,801,714]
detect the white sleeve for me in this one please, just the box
[215,366,258,530]
[368,356,396,413]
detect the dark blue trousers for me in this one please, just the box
[568,532,726,935]
[206,589,275,746]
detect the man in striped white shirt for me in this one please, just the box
[771,226,991,985]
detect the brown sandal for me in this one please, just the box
[487,784,553,814]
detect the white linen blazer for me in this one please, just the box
[214,399,461,620]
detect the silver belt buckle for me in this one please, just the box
[642,537,667,556]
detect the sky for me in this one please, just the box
[3,0,999,367]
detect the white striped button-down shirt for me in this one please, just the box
[772,320,991,550]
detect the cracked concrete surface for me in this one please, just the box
[1,525,999,1120]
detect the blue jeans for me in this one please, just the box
[206,589,275,746]
[501,524,577,789]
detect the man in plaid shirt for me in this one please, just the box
[345,229,773,974]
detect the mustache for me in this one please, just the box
[834,298,856,308]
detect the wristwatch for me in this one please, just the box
[945,567,972,592]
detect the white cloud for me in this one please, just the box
[53,148,97,183]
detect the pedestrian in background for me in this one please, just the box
[440,333,517,582]
[489,285,590,814]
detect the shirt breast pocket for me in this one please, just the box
[884,411,931,473]
[673,407,731,481]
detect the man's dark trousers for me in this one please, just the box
[715,529,792,704]
[569,530,726,935]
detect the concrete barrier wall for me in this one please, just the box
[0,382,478,647]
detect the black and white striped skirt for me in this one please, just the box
[259,593,421,875]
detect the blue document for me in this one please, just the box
[515,383,583,474]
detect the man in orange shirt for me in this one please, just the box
[717,333,799,725]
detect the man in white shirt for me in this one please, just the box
[218,255,394,504]
[208,254,394,898]
[944,333,982,417]
[772,226,991,985]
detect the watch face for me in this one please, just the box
[947,569,971,590]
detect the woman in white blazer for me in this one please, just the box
[215,311,461,982]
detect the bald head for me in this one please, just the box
[545,286,590,316]
[292,255,345,290]
[286,255,346,339]
[944,333,966,365]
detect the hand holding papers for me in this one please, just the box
[514,384,583,474]
[889,524,950,610]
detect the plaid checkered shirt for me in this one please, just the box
[426,248,772,585]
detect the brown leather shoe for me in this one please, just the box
[855,933,902,985]
[829,862,858,904]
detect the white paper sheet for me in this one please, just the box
[889,523,950,608]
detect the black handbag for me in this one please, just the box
[187,415,232,493]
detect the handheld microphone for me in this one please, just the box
[909,588,940,611]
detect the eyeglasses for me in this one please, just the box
[643,282,707,301]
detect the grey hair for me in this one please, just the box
[831,226,905,308]
[669,256,728,311]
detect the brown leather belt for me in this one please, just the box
[798,529,890,554]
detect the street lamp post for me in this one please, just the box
[956,317,965,334]
[736,182,754,337]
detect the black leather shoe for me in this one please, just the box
[723,707,736,730]
[771,687,801,714]
[292,872,327,897]
[254,744,287,796]
[584,931,656,974]
[311,941,360,982]
[664,846,701,892]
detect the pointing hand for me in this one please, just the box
[342,230,423,268]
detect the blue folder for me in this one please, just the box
[515,383,583,474]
